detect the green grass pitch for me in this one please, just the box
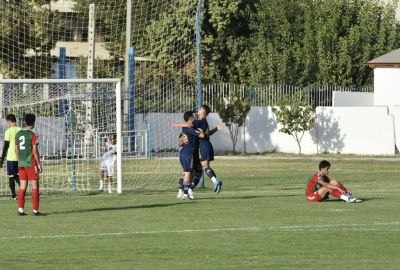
[0,157,400,270]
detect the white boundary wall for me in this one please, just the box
[332,91,374,107]
[147,106,395,155]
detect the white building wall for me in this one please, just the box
[374,67,400,106]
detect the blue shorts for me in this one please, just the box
[199,142,214,161]
[180,153,193,172]
[7,161,19,177]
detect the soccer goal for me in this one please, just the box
[0,79,123,193]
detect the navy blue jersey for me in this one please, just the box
[193,119,210,143]
[180,127,201,156]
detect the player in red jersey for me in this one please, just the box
[306,160,361,203]
[15,114,42,216]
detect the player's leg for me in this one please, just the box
[177,174,184,199]
[200,142,222,193]
[307,187,329,202]
[99,163,105,191]
[17,168,28,216]
[28,165,41,215]
[330,179,350,194]
[31,180,41,215]
[106,164,114,193]
[190,149,202,191]
[179,154,193,200]
[7,161,19,199]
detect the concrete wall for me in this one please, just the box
[333,91,374,107]
[147,106,396,155]
[374,67,400,106]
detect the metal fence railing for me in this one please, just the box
[202,83,374,109]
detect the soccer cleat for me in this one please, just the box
[17,211,27,216]
[188,189,195,200]
[181,194,189,200]
[108,187,112,194]
[33,211,43,216]
[214,180,223,194]
[347,197,362,203]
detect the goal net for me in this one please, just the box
[0,79,191,195]
[0,0,200,195]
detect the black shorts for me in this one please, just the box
[7,161,19,177]
[199,141,214,162]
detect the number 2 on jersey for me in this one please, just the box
[19,136,25,150]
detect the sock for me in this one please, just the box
[337,184,349,194]
[192,175,201,189]
[15,175,20,186]
[205,167,217,184]
[99,180,104,188]
[178,177,184,189]
[340,194,350,202]
[329,189,342,199]
[183,183,189,195]
[32,188,39,212]
[18,188,26,211]
[9,177,16,197]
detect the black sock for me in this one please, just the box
[205,167,216,179]
[14,175,20,186]
[9,177,16,198]
[178,177,184,189]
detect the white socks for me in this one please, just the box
[211,176,217,184]
[340,194,351,202]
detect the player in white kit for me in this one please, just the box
[99,134,117,193]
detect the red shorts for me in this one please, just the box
[306,192,322,202]
[19,166,39,181]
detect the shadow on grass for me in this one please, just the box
[196,194,299,201]
[50,202,188,215]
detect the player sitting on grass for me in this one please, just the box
[172,105,224,194]
[15,113,42,216]
[99,134,117,194]
[306,160,361,203]
[0,114,21,200]
[178,111,204,200]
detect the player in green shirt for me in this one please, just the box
[0,114,21,199]
[15,114,42,216]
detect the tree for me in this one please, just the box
[0,0,63,78]
[244,0,400,87]
[272,92,315,155]
[214,89,250,153]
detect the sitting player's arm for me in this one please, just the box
[209,123,225,136]
[171,122,193,128]
[317,179,343,193]
[0,140,9,168]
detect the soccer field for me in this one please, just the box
[0,157,399,270]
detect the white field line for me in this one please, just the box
[1,222,400,240]
[0,227,259,240]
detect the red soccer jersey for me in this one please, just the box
[306,172,330,195]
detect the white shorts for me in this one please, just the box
[100,162,115,177]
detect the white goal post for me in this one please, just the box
[0,79,123,194]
